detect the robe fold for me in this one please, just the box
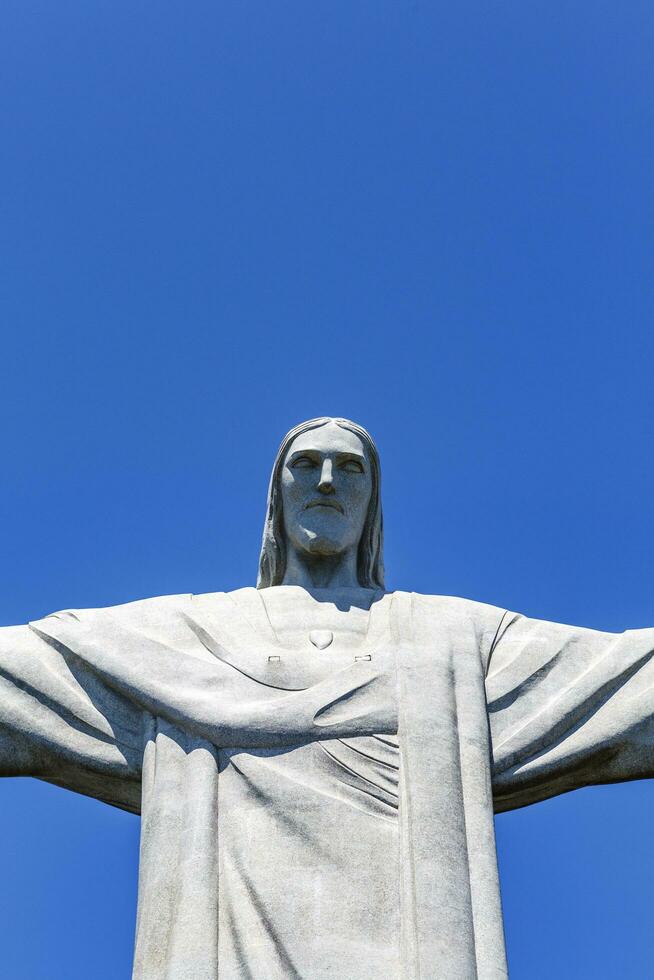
[1,588,654,979]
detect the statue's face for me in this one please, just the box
[281,423,373,562]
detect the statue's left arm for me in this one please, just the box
[486,612,654,812]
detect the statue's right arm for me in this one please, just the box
[0,619,143,811]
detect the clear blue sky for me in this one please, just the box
[1,2,653,977]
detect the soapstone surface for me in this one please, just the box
[3,417,654,979]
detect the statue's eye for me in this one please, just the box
[291,456,315,469]
[341,459,364,473]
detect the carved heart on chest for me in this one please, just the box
[309,629,334,650]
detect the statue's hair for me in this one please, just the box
[257,417,385,590]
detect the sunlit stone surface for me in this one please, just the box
[2,418,654,979]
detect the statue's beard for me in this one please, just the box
[288,523,353,560]
[301,532,345,558]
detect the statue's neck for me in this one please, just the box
[281,546,360,590]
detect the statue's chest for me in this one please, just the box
[198,626,398,692]
[186,590,401,691]
[249,640,397,690]
[261,615,380,685]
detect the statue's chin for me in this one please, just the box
[301,532,345,558]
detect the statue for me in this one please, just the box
[1,416,653,979]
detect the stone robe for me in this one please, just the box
[1,588,654,979]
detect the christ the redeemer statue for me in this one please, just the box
[1,417,653,979]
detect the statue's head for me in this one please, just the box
[257,417,384,589]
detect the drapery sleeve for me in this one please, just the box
[487,612,654,812]
[0,614,144,812]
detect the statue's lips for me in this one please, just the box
[305,499,344,514]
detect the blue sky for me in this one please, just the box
[1,2,653,976]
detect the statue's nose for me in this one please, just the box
[317,459,335,494]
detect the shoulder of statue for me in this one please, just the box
[395,592,508,640]
[35,591,197,629]
[397,591,502,614]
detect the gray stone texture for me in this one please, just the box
[1,417,652,979]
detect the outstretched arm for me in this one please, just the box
[487,612,654,812]
[0,617,144,811]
